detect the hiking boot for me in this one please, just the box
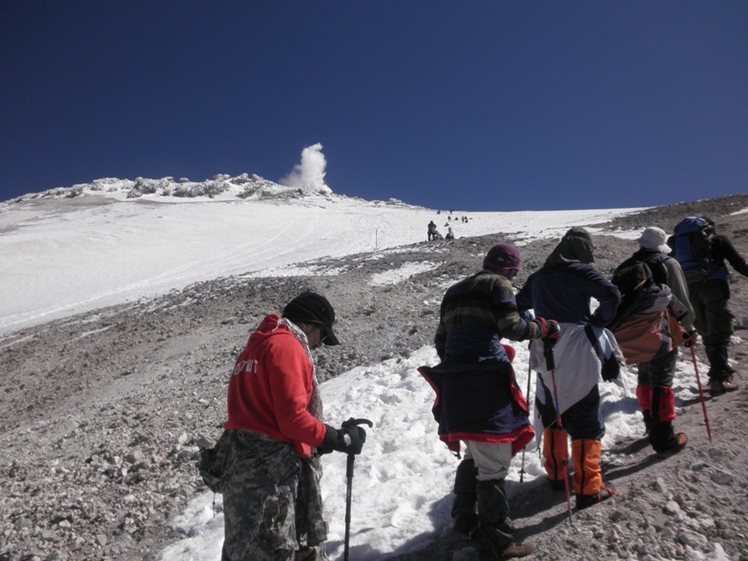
[656,432,688,459]
[576,484,615,510]
[709,377,738,395]
[473,524,513,560]
[499,542,535,559]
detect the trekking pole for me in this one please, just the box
[689,343,712,443]
[544,339,573,524]
[343,418,374,561]
[520,349,533,483]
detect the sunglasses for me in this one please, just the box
[309,321,328,343]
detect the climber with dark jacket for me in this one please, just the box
[674,217,748,394]
[419,242,558,560]
[516,227,621,510]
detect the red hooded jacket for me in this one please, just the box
[224,314,327,458]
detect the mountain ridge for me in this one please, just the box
[1,174,418,208]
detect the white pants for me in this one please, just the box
[464,441,512,481]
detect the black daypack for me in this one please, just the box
[673,217,713,283]
[611,260,654,298]
[608,260,655,332]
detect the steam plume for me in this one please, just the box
[280,143,330,191]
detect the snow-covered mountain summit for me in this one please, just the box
[7,174,338,204]
[3,173,421,213]
[0,175,638,337]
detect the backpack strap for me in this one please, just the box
[642,253,669,285]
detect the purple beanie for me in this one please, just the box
[483,243,521,272]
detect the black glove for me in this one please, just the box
[683,330,697,348]
[534,318,561,340]
[600,354,622,382]
[319,420,367,455]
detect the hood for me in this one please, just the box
[250,313,292,343]
[544,227,595,267]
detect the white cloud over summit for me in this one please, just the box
[280,143,330,192]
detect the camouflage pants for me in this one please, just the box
[220,430,329,561]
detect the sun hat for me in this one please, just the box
[483,243,521,272]
[282,292,340,346]
[636,227,672,254]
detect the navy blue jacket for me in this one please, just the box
[516,263,621,327]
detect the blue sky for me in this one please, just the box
[1,1,746,211]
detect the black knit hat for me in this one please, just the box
[282,292,340,346]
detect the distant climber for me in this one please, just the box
[428,221,438,241]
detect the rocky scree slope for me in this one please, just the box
[1,194,747,561]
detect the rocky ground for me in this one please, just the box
[1,194,747,561]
